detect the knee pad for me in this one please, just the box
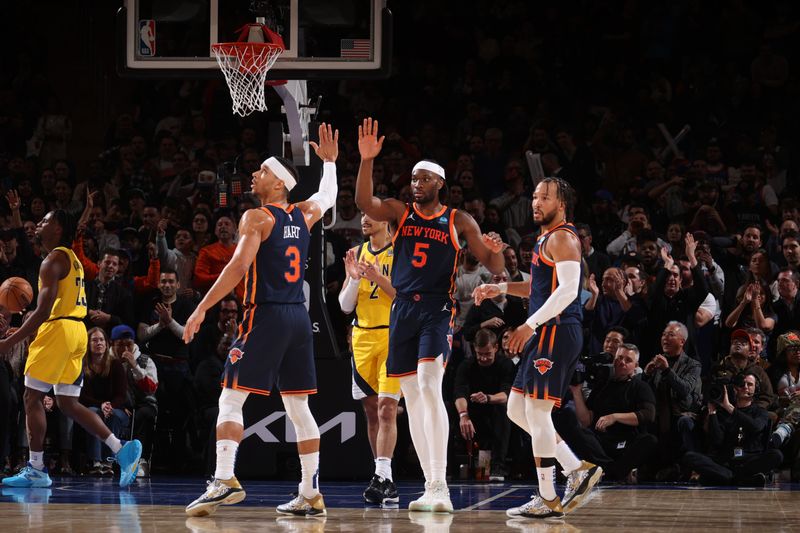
[282,395,320,442]
[217,388,249,426]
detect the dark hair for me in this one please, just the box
[743,224,762,235]
[51,209,75,248]
[160,267,178,277]
[474,328,498,348]
[782,230,800,246]
[102,249,123,261]
[636,229,659,246]
[607,326,630,341]
[575,222,591,236]
[538,177,576,221]
[778,267,800,283]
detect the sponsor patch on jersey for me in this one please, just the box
[533,357,553,375]
[438,216,448,224]
[229,347,244,364]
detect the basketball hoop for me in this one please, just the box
[212,24,285,117]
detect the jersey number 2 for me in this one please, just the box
[285,246,301,282]
[412,242,429,268]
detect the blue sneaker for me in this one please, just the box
[1,463,53,488]
[115,440,143,488]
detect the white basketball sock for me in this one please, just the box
[555,440,582,474]
[375,457,393,481]
[536,465,557,501]
[29,450,44,470]
[215,439,239,480]
[105,434,123,454]
[299,451,320,498]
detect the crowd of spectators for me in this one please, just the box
[1,1,800,484]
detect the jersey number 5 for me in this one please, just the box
[412,242,429,268]
[285,246,301,282]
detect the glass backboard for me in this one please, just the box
[118,0,391,79]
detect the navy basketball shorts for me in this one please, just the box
[387,295,455,377]
[511,323,582,408]
[221,303,316,396]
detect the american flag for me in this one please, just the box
[340,39,371,59]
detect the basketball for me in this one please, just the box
[0,277,33,313]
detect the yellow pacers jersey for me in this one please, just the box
[43,246,88,320]
[353,242,393,328]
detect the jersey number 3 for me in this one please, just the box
[285,246,301,282]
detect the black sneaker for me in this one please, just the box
[363,475,385,504]
[382,479,399,504]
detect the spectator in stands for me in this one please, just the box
[191,210,213,252]
[454,248,492,331]
[584,267,646,354]
[635,229,664,278]
[711,329,776,411]
[642,243,709,363]
[108,324,158,478]
[330,186,363,248]
[719,224,764,312]
[194,212,243,301]
[781,231,800,271]
[767,331,800,482]
[189,296,240,373]
[81,327,129,476]
[643,321,702,480]
[463,270,526,343]
[489,159,530,234]
[576,223,611,282]
[570,343,657,482]
[156,219,196,296]
[84,249,135,332]
[682,372,783,486]
[607,208,667,259]
[772,268,800,354]
[724,280,776,336]
[454,329,515,481]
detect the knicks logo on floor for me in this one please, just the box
[229,348,244,364]
[533,357,553,375]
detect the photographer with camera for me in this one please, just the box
[767,331,800,481]
[569,343,657,482]
[711,329,776,411]
[682,372,783,486]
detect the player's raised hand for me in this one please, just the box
[344,248,360,280]
[506,323,535,355]
[482,232,506,254]
[183,307,206,344]
[309,122,339,163]
[358,117,385,160]
[472,283,501,306]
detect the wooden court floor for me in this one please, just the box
[1,478,799,532]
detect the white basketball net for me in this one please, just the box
[211,43,283,117]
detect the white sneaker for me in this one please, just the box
[408,481,434,512]
[561,461,603,513]
[185,477,246,517]
[428,481,453,513]
[276,493,327,517]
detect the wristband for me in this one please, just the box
[497,282,508,293]
[459,412,469,418]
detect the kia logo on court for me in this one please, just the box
[243,412,356,444]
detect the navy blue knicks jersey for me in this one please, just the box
[529,222,583,325]
[392,203,461,297]
[242,204,310,305]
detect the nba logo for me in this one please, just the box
[139,20,156,57]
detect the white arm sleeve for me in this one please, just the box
[338,277,360,314]
[307,162,338,213]
[525,261,582,329]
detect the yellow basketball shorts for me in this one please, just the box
[351,326,400,400]
[25,319,88,386]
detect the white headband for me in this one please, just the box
[263,157,297,191]
[412,161,445,180]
